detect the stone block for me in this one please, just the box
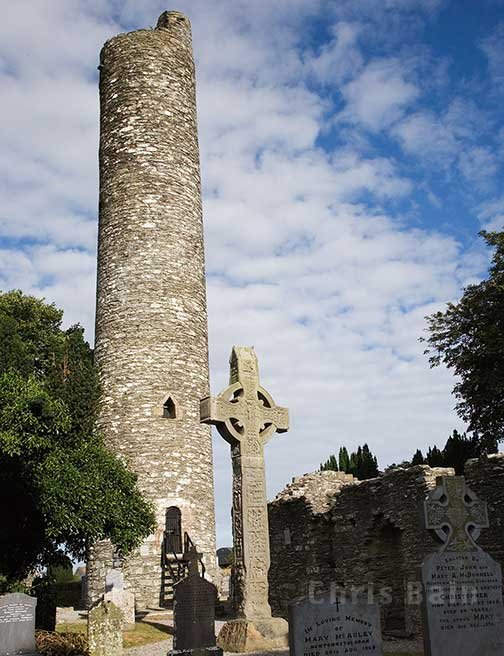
[217,617,288,652]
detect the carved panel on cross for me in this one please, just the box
[247,555,269,579]
[247,507,267,533]
[245,478,266,506]
[248,530,268,555]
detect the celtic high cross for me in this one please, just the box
[200,346,289,619]
[424,476,489,552]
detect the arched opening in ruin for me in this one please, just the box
[164,506,182,553]
[368,516,406,636]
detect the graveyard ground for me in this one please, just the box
[55,614,423,655]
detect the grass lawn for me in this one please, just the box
[57,621,172,648]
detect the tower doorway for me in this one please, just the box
[164,506,182,554]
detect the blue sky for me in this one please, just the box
[0,0,503,545]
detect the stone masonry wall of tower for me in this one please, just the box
[89,11,217,608]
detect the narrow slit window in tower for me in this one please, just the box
[163,397,177,419]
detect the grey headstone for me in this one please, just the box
[173,576,217,651]
[422,550,504,655]
[172,546,218,652]
[422,476,504,656]
[105,569,124,593]
[0,593,38,656]
[289,593,384,656]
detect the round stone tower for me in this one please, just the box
[89,11,217,608]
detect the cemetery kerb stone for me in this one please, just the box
[422,475,504,656]
[104,568,135,630]
[289,592,384,656]
[87,599,123,656]
[201,346,290,652]
[170,545,222,656]
[0,593,38,656]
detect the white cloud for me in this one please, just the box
[393,111,457,158]
[393,99,500,188]
[479,197,504,232]
[308,22,364,85]
[480,22,504,90]
[340,59,419,131]
[458,146,499,188]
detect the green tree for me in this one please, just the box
[442,429,479,474]
[320,454,339,471]
[418,430,479,475]
[322,444,379,480]
[0,291,156,586]
[338,446,350,472]
[422,231,504,451]
[358,444,379,479]
[412,449,425,465]
[348,447,361,477]
[426,445,444,467]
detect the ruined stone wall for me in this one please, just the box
[90,11,217,608]
[328,466,452,636]
[268,471,357,617]
[268,466,453,636]
[269,458,504,638]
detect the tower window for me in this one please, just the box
[163,397,177,419]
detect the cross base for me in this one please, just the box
[217,617,288,653]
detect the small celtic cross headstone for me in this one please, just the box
[424,476,489,551]
[421,475,504,656]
